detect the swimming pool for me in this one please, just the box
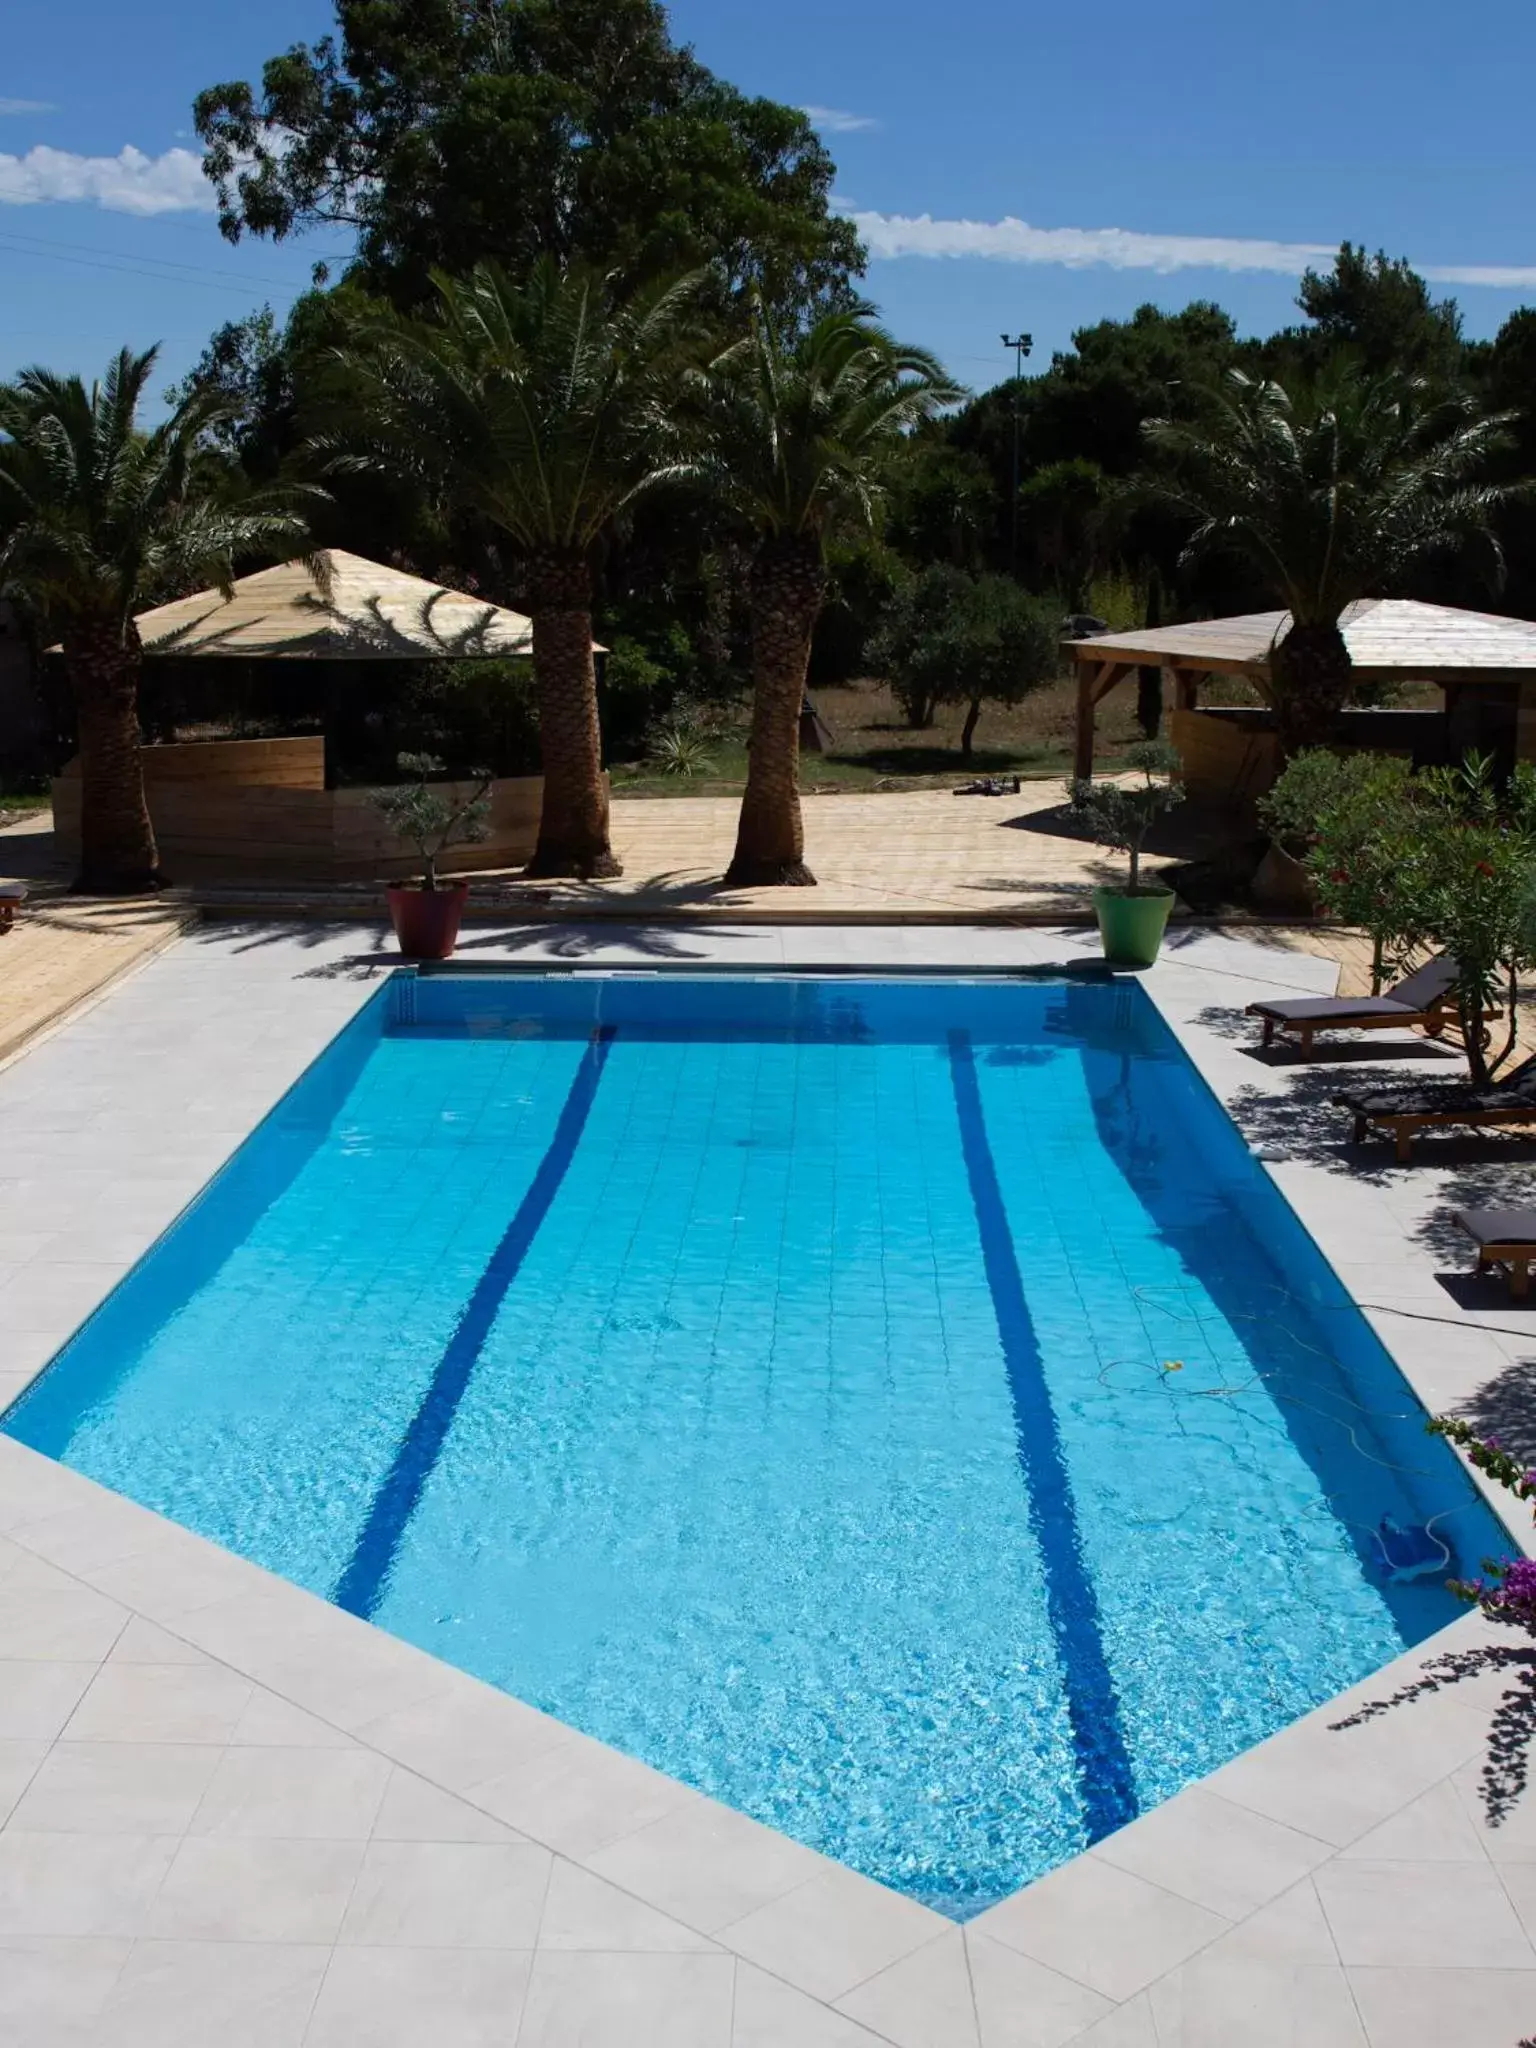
[3,973,1504,1915]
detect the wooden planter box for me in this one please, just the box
[51,737,569,882]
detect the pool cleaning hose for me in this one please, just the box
[1087,1280,1488,1580]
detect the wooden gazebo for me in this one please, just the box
[51,552,555,881]
[1067,598,1536,784]
[131,548,535,660]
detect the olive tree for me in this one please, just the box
[871,563,1059,756]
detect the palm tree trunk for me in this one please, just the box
[65,622,159,894]
[1269,621,1353,757]
[727,536,823,887]
[524,551,620,880]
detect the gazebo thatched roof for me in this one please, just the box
[132,550,536,661]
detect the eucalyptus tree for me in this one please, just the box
[0,347,311,891]
[322,257,708,876]
[195,0,862,322]
[1144,367,1518,753]
[702,307,958,885]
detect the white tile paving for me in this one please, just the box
[0,919,1534,2043]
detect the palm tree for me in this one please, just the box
[0,348,312,892]
[1144,367,1517,754]
[702,308,958,886]
[322,259,708,878]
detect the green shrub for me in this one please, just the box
[648,726,716,777]
[597,627,714,760]
[1298,750,1536,1078]
[871,565,1059,751]
[1259,748,1410,851]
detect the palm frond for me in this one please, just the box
[0,344,320,639]
[1140,365,1520,622]
[694,302,960,544]
[317,257,715,561]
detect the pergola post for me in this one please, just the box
[1073,660,1134,782]
[1073,664,1099,783]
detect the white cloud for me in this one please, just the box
[850,210,1332,275]
[802,105,877,133]
[0,98,55,116]
[1420,262,1536,288]
[849,209,1536,289]
[0,144,213,215]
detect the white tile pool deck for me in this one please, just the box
[1,919,1535,2047]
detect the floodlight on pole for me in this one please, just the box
[1001,332,1033,578]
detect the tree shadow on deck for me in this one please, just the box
[189,915,420,980]
[1220,1065,1405,1182]
[190,917,393,961]
[998,794,1246,856]
[449,921,753,962]
[1436,1355,1536,1467]
[1217,1054,1536,1185]
[1330,1640,1536,1830]
[0,816,69,888]
[1410,1161,1536,1270]
[191,914,776,975]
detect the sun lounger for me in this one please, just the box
[1454,1208,1536,1298]
[0,881,24,935]
[1332,1056,1536,1163]
[1247,956,1461,1055]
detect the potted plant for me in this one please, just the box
[1069,740,1185,967]
[369,751,493,960]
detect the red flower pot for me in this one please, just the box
[387,881,468,960]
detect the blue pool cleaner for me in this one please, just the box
[1371,1516,1450,1582]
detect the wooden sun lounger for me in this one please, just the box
[1455,1209,1536,1298]
[1246,956,1463,1057]
[1333,1060,1536,1163]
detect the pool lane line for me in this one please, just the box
[946,1029,1140,1845]
[334,1024,617,1621]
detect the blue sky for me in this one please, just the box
[5,0,1536,403]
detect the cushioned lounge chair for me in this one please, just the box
[0,881,24,935]
[1332,1055,1536,1163]
[1455,1208,1536,1298]
[1247,955,1461,1055]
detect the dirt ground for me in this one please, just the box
[611,669,1442,800]
[611,670,1165,798]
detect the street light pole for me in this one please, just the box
[1000,331,1033,579]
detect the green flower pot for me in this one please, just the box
[1091,886,1175,968]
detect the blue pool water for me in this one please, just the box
[4,975,1506,1915]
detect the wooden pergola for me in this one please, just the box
[1066,597,1536,780]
